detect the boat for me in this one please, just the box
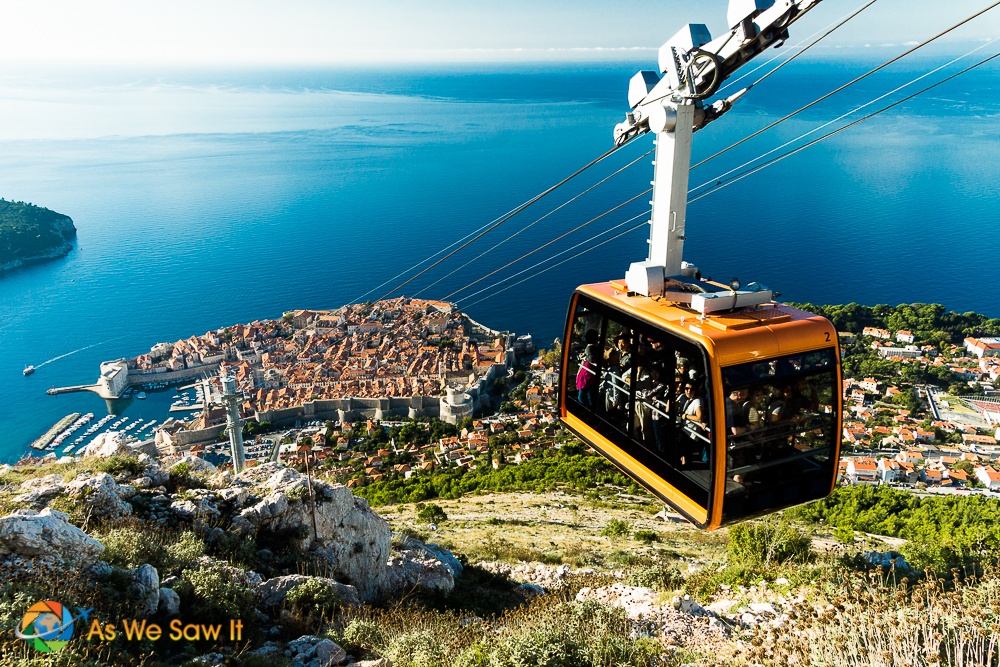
[137,391,147,400]
[23,365,35,376]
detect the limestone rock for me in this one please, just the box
[14,474,66,506]
[0,508,104,565]
[284,634,347,667]
[217,486,250,508]
[66,473,132,521]
[80,431,130,458]
[383,537,461,595]
[384,551,455,594]
[476,561,586,590]
[138,454,169,486]
[170,455,218,477]
[158,587,181,616]
[169,489,221,523]
[130,564,160,617]
[234,463,390,602]
[258,574,362,609]
[418,541,463,579]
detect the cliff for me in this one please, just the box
[0,199,76,271]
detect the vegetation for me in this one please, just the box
[792,302,1000,386]
[0,199,76,265]
[284,578,342,623]
[416,503,448,524]
[600,518,631,540]
[355,445,633,507]
[97,524,205,572]
[793,301,1000,344]
[790,484,1000,571]
[335,598,662,667]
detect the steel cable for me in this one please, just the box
[371,136,642,302]
[413,148,654,297]
[692,0,1000,170]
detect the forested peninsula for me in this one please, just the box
[0,199,76,271]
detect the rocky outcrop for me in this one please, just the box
[129,564,160,617]
[284,635,347,667]
[171,455,219,477]
[258,575,362,610]
[158,587,181,616]
[0,508,104,565]
[383,537,463,594]
[66,473,134,521]
[79,431,131,458]
[14,474,66,506]
[232,464,391,601]
[477,561,586,591]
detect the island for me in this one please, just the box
[0,199,77,271]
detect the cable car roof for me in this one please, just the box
[574,281,837,367]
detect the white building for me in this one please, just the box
[975,465,1000,491]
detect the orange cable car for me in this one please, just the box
[557,0,842,528]
[559,280,842,529]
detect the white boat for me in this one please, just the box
[136,392,147,400]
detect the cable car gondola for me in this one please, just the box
[558,0,843,529]
[560,280,841,529]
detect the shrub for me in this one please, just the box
[385,629,449,667]
[92,455,145,479]
[164,531,206,570]
[833,523,856,545]
[176,562,255,622]
[601,518,631,540]
[416,503,448,524]
[626,563,683,591]
[285,579,341,618]
[728,518,813,567]
[633,529,659,543]
[339,618,387,656]
[493,626,586,667]
[100,525,167,569]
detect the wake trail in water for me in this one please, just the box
[34,336,127,369]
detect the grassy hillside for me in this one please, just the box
[2,456,999,666]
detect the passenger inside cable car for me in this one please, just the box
[564,297,839,525]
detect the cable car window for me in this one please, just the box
[565,297,713,511]
[721,348,839,522]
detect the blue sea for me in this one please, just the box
[1,55,998,463]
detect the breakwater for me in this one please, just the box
[30,413,80,450]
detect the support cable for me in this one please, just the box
[414,148,654,297]
[692,0,1000,171]
[442,188,652,301]
[457,209,651,307]
[688,48,1000,205]
[690,37,1000,196]
[460,214,651,310]
[748,0,880,89]
[371,137,641,302]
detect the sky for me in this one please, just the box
[2,0,998,68]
